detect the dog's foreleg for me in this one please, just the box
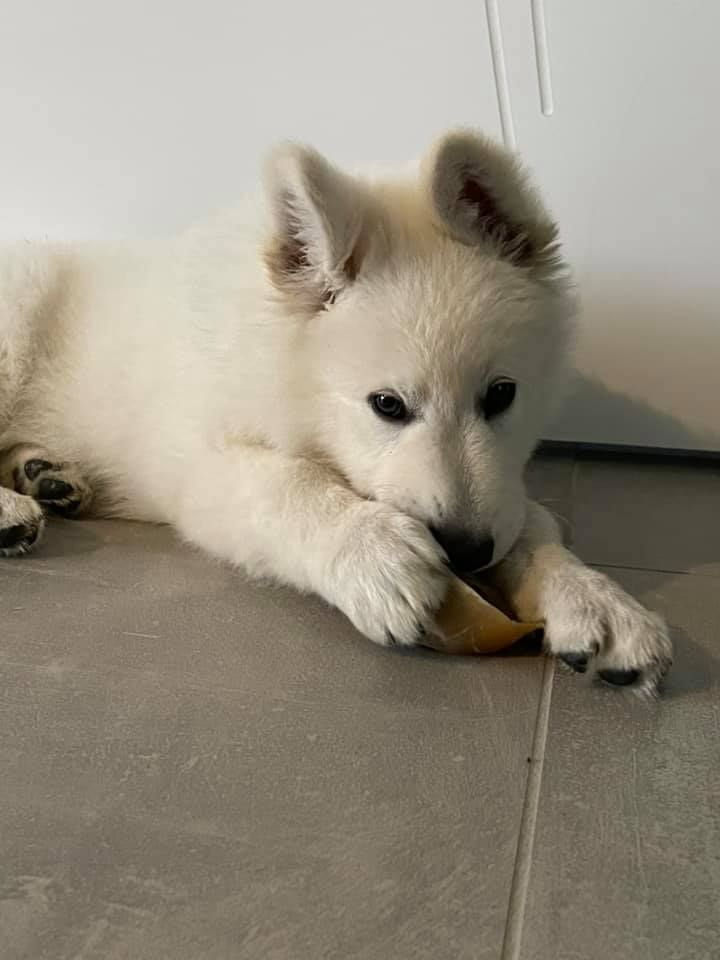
[489,501,672,694]
[175,445,448,646]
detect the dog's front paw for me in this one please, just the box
[328,503,449,647]
[542,564,672,695]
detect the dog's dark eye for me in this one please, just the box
[482,379,517,420]
[369,391,409,422]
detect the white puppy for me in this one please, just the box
[0,130,671,692]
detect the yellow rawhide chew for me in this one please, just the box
[424,576,542,655]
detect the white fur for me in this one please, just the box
[0,129,671,688]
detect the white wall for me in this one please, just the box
[0,1,500,240]
[3,1,718,451]
[500,0,720,451]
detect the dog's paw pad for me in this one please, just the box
[0,523,33,549]
[24,458,55,481]
[37,477,74,501]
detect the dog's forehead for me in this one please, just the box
[322,238,542,400]
[373,247,536,359]
[385,237,531,312]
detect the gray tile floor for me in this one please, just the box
[1,454,719,960]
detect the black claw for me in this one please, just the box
[385,631,397,646]
[0,523,34,549]
[37,477,74,500]
[598,667,641,687]
[24,459,53,481]
[559,651,590,673]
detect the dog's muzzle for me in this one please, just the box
[429,526,495,575]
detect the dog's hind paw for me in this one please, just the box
[0,489,45,557]
[10,452,93,517]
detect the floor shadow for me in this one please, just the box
[661,624,720,699]
[548,372,720,455]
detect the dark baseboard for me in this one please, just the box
[536,439,720,465]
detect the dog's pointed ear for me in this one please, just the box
[423,129,559,268]
[263,143,366,310]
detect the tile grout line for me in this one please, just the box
[500,656,555,960]
[567,455,580,550]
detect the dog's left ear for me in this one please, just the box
[263,142,366,310]
[423,129,558,268]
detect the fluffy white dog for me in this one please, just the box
[0,129,671,692]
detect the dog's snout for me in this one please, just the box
[430,526,495,574]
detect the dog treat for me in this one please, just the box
[424,576,542,655]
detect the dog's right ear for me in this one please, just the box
[422,129,559,270]
[263,143,366,311]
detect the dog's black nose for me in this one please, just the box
[430,527,495,574]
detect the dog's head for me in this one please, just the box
[263,130,574,570]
